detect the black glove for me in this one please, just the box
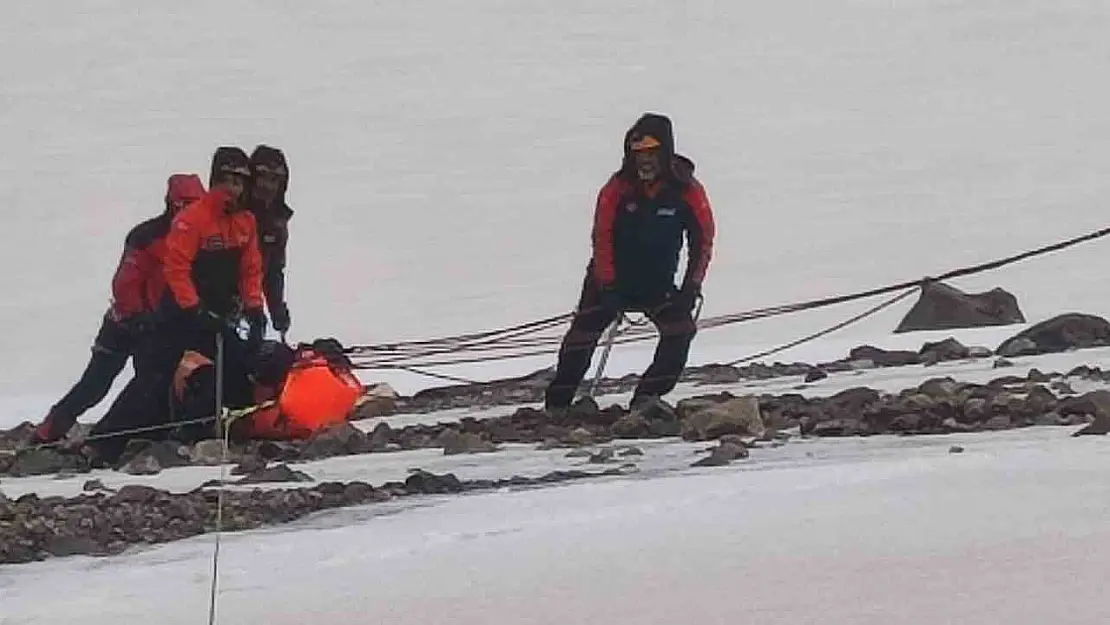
[244,308,268,350]
[674,281,702,313]
[270,302,291,333]
[596,285,625,318]
[120,312,157,337]
[189,306,227,334]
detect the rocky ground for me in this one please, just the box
[4,313,1110,567]
[0,464,643,566]
[381,312,1110,415]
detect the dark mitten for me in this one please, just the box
[270,302,291,333]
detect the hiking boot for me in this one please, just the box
[29,410,75,446]
[629,394,659,412]
[543,403,570,423]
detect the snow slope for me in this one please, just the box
[3,426,1108,625]
[3,0,1110,399]
[4,1,1110,623]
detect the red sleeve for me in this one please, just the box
[590,177,625,287]
[682,180,715,286]
[238,213,265,310]
[111,246,156,317]
[164,207,203,309]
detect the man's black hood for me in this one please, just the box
[618,113,693,182]
[209,146,251,188]
[249,144,294,219]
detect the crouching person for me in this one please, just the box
[238,338,364,440]
[174,337,364,443]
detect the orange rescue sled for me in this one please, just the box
[246,347,363,440]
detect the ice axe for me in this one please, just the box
[587,314,624,398]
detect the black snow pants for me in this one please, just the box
[45,313,135,438]
[87,317,254,463]
[544,275,697,410]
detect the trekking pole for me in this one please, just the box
[207,329,227,625]
[588,314,623,398]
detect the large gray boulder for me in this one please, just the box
[997,313,1110,357]
[894,281,1025,334]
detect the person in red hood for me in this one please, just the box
[31,173,207,444]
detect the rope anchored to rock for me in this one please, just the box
[345,223,1110,382]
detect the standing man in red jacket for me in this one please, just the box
[544,113,715,414]
[31,174,206,444]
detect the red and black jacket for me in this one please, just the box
[163,188,265,318]
[589,114,715,304]
[590,172,715,303]
[110,174,207,321]
[111,215,174,319]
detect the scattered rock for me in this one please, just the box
[919,337,971,363]
[118,441,191,475]
[611,412,650,438]
[1050,381,1076,396]
[6,448,89,478]
[564,427,595,447]
[993,358,1015,369]
[894,280,1025,334]
[617,446,644,457]
[82,479,109,492]
[235,463,313,485]
[231,455,267,476]
[848,346,919,367]
[967,346,993,358]
[984,415,1013,431]
[368,422,395,451]
[1069,390,1110,436]
[120,454,162,476]
[679,395,764,441]
[804,368,828,383]
[404,470,464,494]
[949,445,965,454]
[997,313,1110,357]
[588,448,615,464]
[441,431,499,455]
[565,449,592,458]
[190,440,227,465]
[812,418,867,437]
[353,382,399,420]
[689,364,742,385]
[691,442,749,467]
[301,423,371,460]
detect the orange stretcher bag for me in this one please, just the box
[245,346,363,440]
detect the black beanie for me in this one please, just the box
[209,146,251,187]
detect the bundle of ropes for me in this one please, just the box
[342,224,1110,383]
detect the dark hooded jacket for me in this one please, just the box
[588,113,716,304]
[248,145,294,314]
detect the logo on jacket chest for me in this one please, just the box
[201,233,250,251]
[625,201,678,217]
